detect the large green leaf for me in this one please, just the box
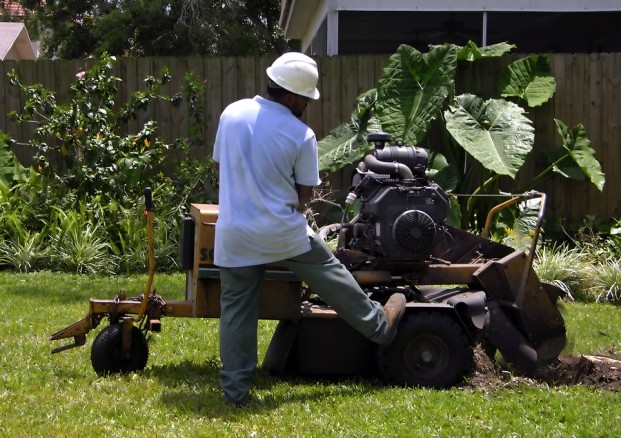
[456,41,515,61]
[499,55,556,107]
[318,89,380,172]
[376,44,458,146]
[553,119,605,191]
[444,94,534,178]
[541,148,586,181]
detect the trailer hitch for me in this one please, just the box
[50,317,91,353]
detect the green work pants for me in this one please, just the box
[218,233,388,404]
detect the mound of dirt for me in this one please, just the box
[468,347,621,391]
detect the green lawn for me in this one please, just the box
[0,271,619,437]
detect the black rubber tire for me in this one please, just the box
[377,311,473,388]
[90,324,149,376]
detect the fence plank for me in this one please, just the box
[206,57,223,148]
[319,56,336,134]
[14,61,37,166]
[152,57,173,144]
[238,56,256,99]
[587,54,604,217]
[603,53,621,218]
[0,61,10,140]
[549,55,566,219]
[573,55,592,219]
[330,56,344,127]
[341,56,359,123]
[221,57,238,108]
[1,60,20,162]
[171,57,190,149]
[188,57,211,150]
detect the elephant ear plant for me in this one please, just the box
[318,42,605,236]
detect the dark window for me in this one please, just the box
[338,11,621,54]
[486,12,621,53]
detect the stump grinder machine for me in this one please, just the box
[51,132,567,389]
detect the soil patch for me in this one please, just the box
[467,346,621,391]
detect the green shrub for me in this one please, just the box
[0,54,217,274]
[7,54,176,207]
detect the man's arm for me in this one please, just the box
[295,184,313,213]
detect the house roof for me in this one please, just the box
[280,0,322,40]
[0,22,37,60]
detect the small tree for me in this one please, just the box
[7,53,177,208]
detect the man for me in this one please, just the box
[213,52,406,407]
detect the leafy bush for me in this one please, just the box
[0,53,217,274]
[7,53,178,207]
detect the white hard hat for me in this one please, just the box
[266,52,320,100]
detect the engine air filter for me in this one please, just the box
[392,210,436,257]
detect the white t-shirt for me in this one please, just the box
[213,96,322,267]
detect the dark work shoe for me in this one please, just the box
[381,293,406,346]
[221,392,249,408]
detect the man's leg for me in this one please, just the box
[219,265,265,405]
[282,233,403,346]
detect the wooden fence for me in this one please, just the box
[1,54,619,222]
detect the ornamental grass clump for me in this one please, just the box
[558,218,621,304]
[0,229,48,272]
[48,206,118,275]
[588,259,621,304]
[534,242,593,302]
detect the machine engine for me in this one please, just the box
[345,133,449,261]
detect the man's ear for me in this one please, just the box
[281,92,294,106]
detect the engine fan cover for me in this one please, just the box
[392,210,436,259]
